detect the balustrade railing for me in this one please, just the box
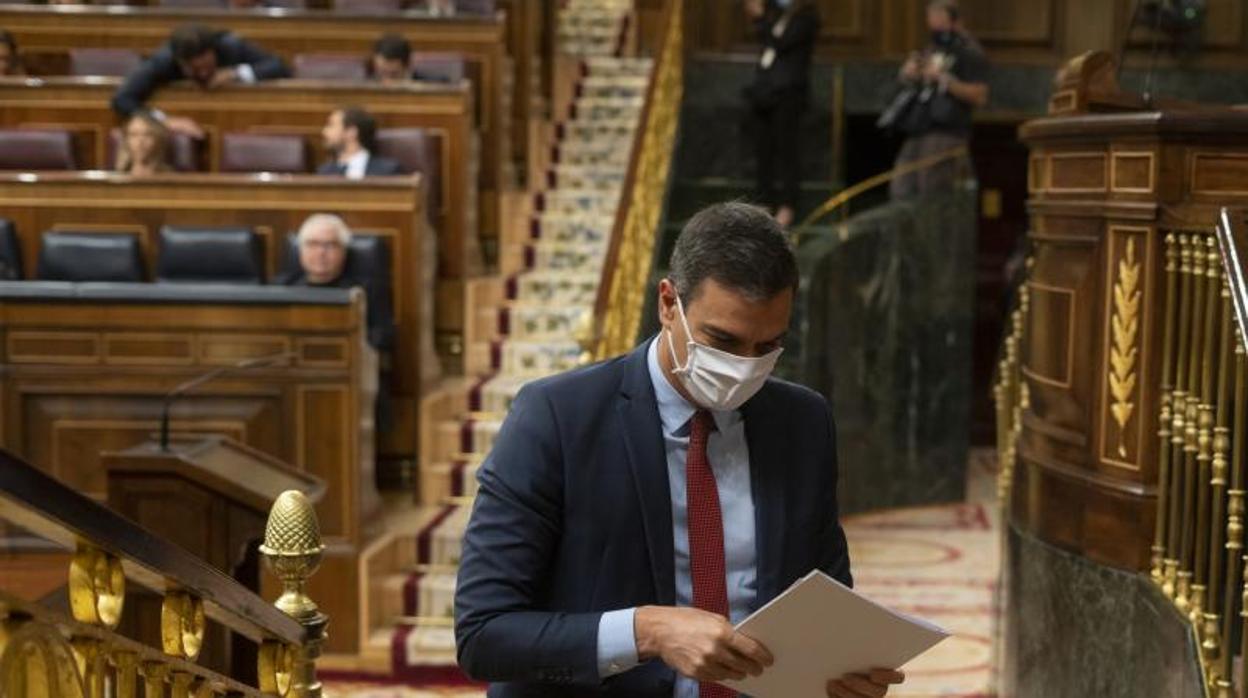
[0,450,327,698]
[588,0,683,360]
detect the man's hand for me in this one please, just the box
[827,668,905,698]
[921,58,945,82]
[207,67,240,89]
[744,0,765,19]
[162,115,205,139]
[635,606,773,684]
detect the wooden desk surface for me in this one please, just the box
[0,77,484,281]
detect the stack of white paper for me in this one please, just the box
[722,570,950,697]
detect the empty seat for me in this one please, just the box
[453,0,494,14]
[375,128,442,213]
[68,48,142,78]
[37,232,144,282]
[293,53,368,81]
[333,0,401,13]
[219,133,308,174]
[409,52,467,83]
[0,218,22,280]
[0,129,77,170]
[107,128,202,173]
[156,226,264,284]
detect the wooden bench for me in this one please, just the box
[0,3,511,218]
[0,77,483,288]
[0,172,435,461]
[0,280,380,653]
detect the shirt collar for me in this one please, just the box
[645,335,740,436]
[343,149,370,177]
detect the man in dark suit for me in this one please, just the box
[317,106,402,178]
[455,203,906,698]
[368,33,459,85]
[743,0,820,228]
[110,24,290,139]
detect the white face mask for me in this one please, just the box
[666,294,783,412]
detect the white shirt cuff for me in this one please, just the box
[235,64,257,84]
[596,608,640,678]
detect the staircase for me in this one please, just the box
[319,0,657,678]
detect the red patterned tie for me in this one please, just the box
[687,410,735,698]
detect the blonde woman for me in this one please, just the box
[115,111,174,175]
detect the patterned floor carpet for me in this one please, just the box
[325,454,1001,698]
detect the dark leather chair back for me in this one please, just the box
[293,53,368,80]
[409,52,467,83]
[453,0,494,14]
[37,232,144,282]
[333,0,401,13]
[0,129,77,170]
[68,48,142,77]
[220,133,309,173]
[156,226,264,284]
[157,0,226,7]
[0,218,22,280]
[280,232,391,291]
[108,128,201,172]
[375,128,442,213]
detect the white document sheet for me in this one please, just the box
[721,569,950,697]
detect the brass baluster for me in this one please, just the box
[141,661,171,698]
[1155,232,1180,586]
[1218,333,1245,698]
[1192,234,1221,626]
[1172,234,1196,606]
[1181,233,1209,613]
[113,650,139,698]
[1201,240,1231,683]
[66,543,125,698]
[261,491,328,698]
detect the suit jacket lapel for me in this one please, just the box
[743,384,786,610]
[616,343,676,605]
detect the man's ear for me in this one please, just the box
[657,278,677,328]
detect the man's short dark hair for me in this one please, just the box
[668,202,798,303]
[372,33,412,64]
[338,105,379,153]
[170,25,221,62]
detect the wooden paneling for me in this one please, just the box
[0,173,430,458]
[680,0,1248,71]
[0,291,378,557]
[1018,106,1248,571]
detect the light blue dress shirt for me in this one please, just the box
[596,337,758,697]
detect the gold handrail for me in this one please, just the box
[589,0,684,361]
[0,453,327,697]
[793,145,970,236]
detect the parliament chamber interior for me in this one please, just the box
[2,0,1248,696]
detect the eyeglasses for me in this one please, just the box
[302,240,343,251]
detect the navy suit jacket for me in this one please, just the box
[110,32,290,116]
[454,341,852,697]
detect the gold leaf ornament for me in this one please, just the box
[1109,237,1142,457]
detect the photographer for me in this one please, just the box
[882,0,988,200]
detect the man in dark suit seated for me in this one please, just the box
[368,33,455,84]
[454,202,907,698]
[110,24,290,139]
[317,106,402,178]
[281,213,394,352]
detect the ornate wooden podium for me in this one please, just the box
[104,435,325,677]
[998,52,1248,696]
